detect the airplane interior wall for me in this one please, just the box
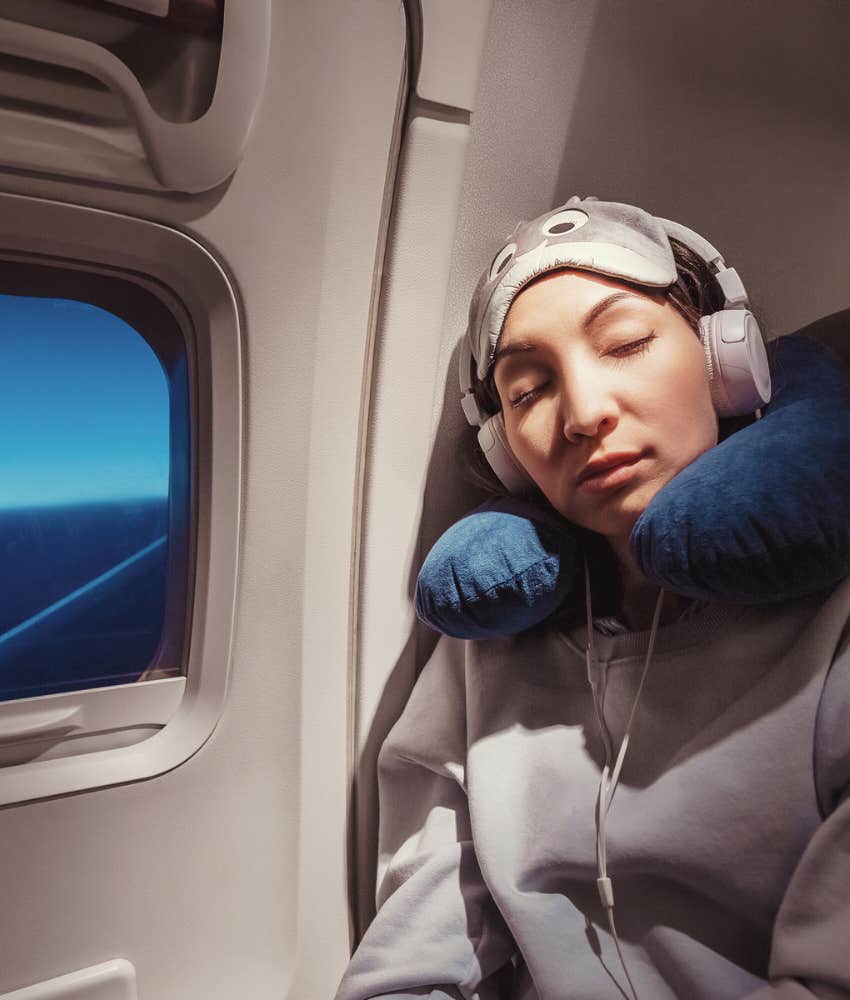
[0,2,404,998]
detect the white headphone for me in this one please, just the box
[458,217,772,495]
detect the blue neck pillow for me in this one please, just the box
[415,332,850,639]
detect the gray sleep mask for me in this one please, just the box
[467,195,679,380]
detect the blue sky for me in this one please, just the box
[0,294,170,509]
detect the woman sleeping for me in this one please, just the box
[335,197,850,1000]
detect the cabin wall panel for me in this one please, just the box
[0,2,406,998]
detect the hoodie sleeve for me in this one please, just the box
[743,626,850,1000]
[334,637,517,1000]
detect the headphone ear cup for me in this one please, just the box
[699,311,772,417]
[478,412,538,495]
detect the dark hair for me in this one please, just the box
[457,237,758,631]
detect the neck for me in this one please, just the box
[606,533,688,631]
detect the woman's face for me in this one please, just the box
[493,270,718,543]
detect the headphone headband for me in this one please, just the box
[657,218,749,310]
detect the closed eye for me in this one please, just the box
[508,333,656,407]
[509,382,549,408]
[608,333,656,362]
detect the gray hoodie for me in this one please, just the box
[336,573,850,1000]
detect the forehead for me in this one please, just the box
[501,269,657,341]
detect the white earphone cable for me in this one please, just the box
[584,555,666,1000]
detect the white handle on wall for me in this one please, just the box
[0,0,270,193]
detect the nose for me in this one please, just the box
[560,374,619,444]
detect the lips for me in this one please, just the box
[577,451,645,485]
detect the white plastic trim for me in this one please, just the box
[0,192,242,805]
[416,0,492,111]
[351,114,472,935]
[0,678,184,745]
[0,960,137,1000]
[0,1,270,192]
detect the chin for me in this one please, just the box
[572,491,653,540]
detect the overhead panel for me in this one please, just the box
[0,0,269,192]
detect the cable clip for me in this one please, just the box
[597,876,615,909]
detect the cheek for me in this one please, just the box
[504,403,556,461]
[650,345,718,457]
[505,409,580,516]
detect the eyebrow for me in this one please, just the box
[581,291,642,332]
[492,291,642,370]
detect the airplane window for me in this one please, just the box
[0,292,189,702]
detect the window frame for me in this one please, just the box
[0,191,242,805]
